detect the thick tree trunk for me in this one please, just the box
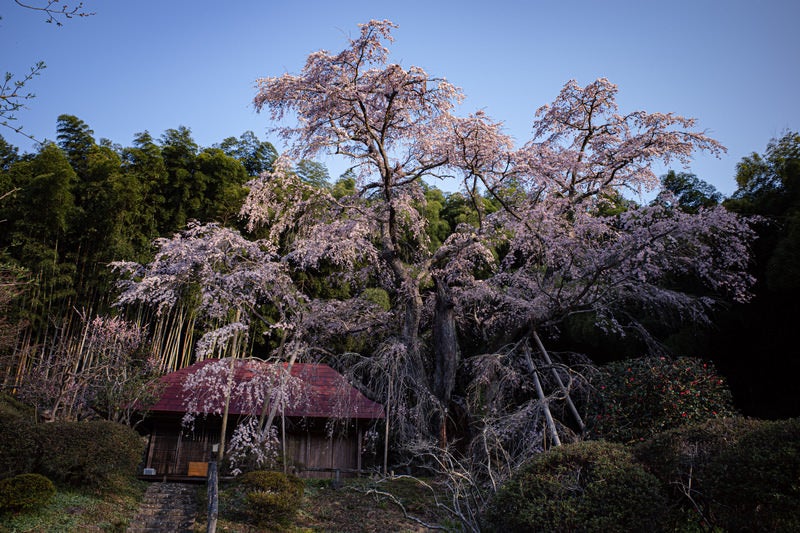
[385,251,422,350]
[433,279,461,448]
[432,278,460,448]
[433,278,460,405]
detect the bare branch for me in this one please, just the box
[350,478,451,531]
[13,0,94,26]
[1,62,46,141]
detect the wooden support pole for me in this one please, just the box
[523,343,561,447]
[206,461,218,533]
[217,355,236,462]
[281,404,287,474]
[532,329,585,433]
[383,376,391,476]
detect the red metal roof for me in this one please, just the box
[148,358,384,419]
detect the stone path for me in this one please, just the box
[127,482,199,532]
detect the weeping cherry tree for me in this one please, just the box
[113,21,755,524]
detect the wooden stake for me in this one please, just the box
[532,329,585,433]
[523,343,561,447]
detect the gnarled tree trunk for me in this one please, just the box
[433,277,460,447]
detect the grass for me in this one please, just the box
[193,475,453,532]
[0,466,450,532]
[0,481,146,533]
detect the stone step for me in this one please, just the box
[126,482,199,533]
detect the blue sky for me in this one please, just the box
[2,0,798,197]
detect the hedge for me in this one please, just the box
[239,470,304,526]
[634,417,800,531]
[482,440,668,532]
[0,473,55,512]
[36,420,144,489]
[590,356,737,443]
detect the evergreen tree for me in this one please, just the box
[56,114,95,178]
[423,185,450,251]
[194,147,249,225]
[216,131,278,177]
[0,136,20,172]
[160,126,200,229]
[713,132,800,417]
[121,131,168,239]
[294,159,330,188]
[659,170,722,213]
[3,143,79,320]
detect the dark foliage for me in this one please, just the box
[659,170,722,213]
[715,131,800,418]
[482,441,668,533]
[0,473,55,513]
[705,418,800,532]
[589,356,737,443]
[0,125,274,359]
[0,392,34,421]
[238,470,304,527]
[0,416,41,480]
[0,394,40,479]
[1,408,143,489]
[634,417,800,531]
[634,417,765,530]
[36,420,144,489]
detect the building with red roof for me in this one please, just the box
[138,358,384,479]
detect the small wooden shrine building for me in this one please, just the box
[137,358,384,479]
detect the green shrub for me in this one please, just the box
[37,420,144,489]
[634,417,763,530]
[0,393,35,421]
[0,415,41,479]
[0,394,39,479]
[591,356,736,443]
[634,417,800,531]
[705,418,800,532]
[482,441,668,532]
[0,473,55,512]
[239,470,304,526]
[362,287,391,311]
[634,417,763,489]
[0,414,144,491]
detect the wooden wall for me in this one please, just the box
[284,429,362,478]
[143,417,369,478]
[145,421,215,475]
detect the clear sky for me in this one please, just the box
[2,0,798,197]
